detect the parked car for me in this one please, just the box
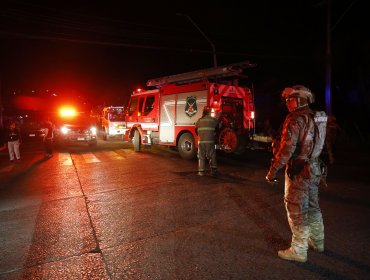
[21,120,46,141]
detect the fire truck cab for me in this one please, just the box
[101,106,125,140]
[123,61,256,159]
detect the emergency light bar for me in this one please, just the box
[59,107,77,117]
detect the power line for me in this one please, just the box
[0,30,210,53]
[331,0,358,32]
[0,30,307,60]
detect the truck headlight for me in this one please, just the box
[90,127,97,135]
[61,126,69,134]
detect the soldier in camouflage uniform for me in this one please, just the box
[195,106,219,176]
[266,85,327,262]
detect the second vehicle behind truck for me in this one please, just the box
[101,106,125,140]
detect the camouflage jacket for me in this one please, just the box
[270,106,323,177]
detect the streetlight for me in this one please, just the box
[176,13,217,68]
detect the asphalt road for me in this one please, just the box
[0,138,369,279]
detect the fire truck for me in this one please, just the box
[123,61,257,159]
[101,106,125,140]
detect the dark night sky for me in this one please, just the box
[1,0,369,132]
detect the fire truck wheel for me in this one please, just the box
[102,128,110,141]
[178,132,196,160]
[133,130,141,152]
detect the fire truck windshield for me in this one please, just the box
[108,108,125,121]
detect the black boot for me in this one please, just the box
[211,168,218,177]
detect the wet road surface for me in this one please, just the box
[0,139,369,279]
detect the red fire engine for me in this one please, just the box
[123,61,257,159]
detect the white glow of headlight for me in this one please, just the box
[61,126,69,134]
[90,127,97,135]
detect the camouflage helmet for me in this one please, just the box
[281,85,315,104]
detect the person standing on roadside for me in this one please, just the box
[266,85,327,263]
[195,106,219,177]
[43,118,54,158]
[5,121,22,162]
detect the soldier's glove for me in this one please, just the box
[265,169,278,185]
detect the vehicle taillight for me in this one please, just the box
[211,107,216,118]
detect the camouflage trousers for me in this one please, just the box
[198,142,217,172]
[284,171,324,256]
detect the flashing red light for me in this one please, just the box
[132,88,143,95]
[59,106,77,117]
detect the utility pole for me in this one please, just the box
[0,75,4,129]
[176,13,217,68]
[325,0,332,115]
[325,0,357,115]
[0,78,2,128]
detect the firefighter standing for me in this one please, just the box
[195,106,219,176]
[5,121,22,161]
[266,85,327,263]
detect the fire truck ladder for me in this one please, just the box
[146,60,256,87]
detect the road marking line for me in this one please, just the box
[124,149,150,158]
[59,153,73,166]
[82,152,100,163]
[117,149,131,157]
[103,151,124,160]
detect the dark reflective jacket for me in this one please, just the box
[195,114,219,143]
[6,127,21,142]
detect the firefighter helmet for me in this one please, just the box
[203,106,211,115]
[281,85,315,104]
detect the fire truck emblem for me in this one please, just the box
[185,96,197,117]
